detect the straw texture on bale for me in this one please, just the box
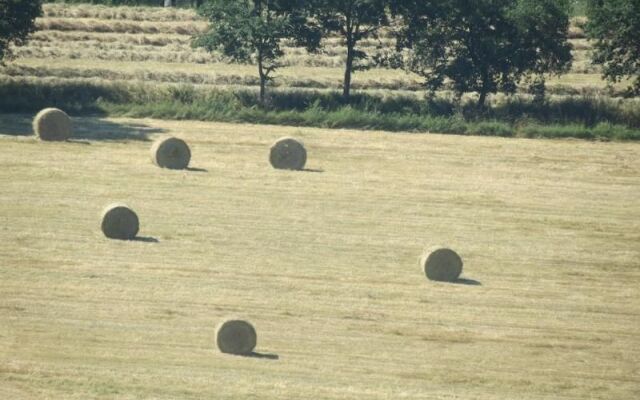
[151,137,191,170]
[269,137,307,170]
[101,203,139,240]
[215,319,257,355]
[33,108,72,141]
[421,247,463,282]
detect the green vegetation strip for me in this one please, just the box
[1,78,638,141]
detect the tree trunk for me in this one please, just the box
[259,76,266,104]
[343,38,354,99]
[258,54,266,104]
[478,72,489,108]
[164,0,173,7]
[341,11,356,100]
[478,89,487,108]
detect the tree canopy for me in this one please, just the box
[396,0,573,106]
[309,0,389,99]
[194,0,320,102]
[0,0,42,63]
[586,0,640,94]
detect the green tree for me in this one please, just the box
[0,0,42,63]
[310,0,389,99]
[194,0,320,103]
[397,0,572,107]
[586,0,640,94]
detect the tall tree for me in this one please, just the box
[310,0,389,99]
[586,0,640,94]
[194,0,320,103]
[397,0,572,107]
[0,0,42,63]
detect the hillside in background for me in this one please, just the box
[0,2,638,140]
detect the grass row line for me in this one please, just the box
[31,29,593,55]
[30,30,191,46]
[1,77,638,141]
[1,65,403,91]
[36,12,588,40]
[29,29,403,49]
[0,62,619,97]
[14,46,598,74]
[26,31,424,59]
[15,41,396,69]
[30,27,594,53]
[36,18,207,35]
[42,3,202,22]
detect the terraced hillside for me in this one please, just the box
[0,4,617,95]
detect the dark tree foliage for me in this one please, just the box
[0,0,42,63]
[396,0,573,106]
[310,0,389,99]
[194,0,320,103]
[45,1,166,5]
[586,0,640,94]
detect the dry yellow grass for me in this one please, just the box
[7,57,427,91]
[42,3,202,22]
[1,116,639,399]
[14,57,620,96]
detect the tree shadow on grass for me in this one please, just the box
[0,114,36,137]
[0,113,165,141]
[453,278,482,286]
[73,117,164,141]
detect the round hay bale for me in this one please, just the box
[33,108,72,141]
[215,319,257,355]
[269,137,306,170]
[420,247,463,282]
[101,203,139,240]
[151,137,191,170]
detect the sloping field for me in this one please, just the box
[1,117,639,399]
[0,3,619,96]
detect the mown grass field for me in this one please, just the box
[1,116,639,399]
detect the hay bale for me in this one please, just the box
[151,137,191,170]
[101,203,139,240]
[269,137,306,170]
[420,247,463,282]
[33,108,72,141]
[215,319,257,355]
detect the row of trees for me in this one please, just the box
[1,0,639,106]
[194,0,574,105]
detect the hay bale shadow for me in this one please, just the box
[243,351,279,360]
[453,278,482,286]
[132,236,159,243]
[302,168,324,173]
[66,139,92,145]
[0,113,165,141]
[186,167,208,173]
